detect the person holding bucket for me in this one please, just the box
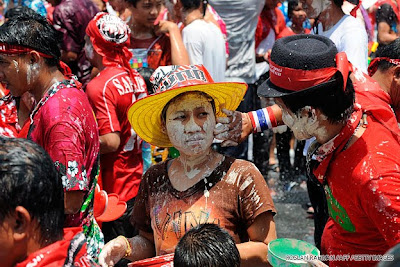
[255,34,400,266]
[98,65,277,266]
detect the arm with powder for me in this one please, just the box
[214,105,283,146]
[98,231,155,266]
[235,161,277,266]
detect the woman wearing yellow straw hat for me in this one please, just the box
[98,65,277,267]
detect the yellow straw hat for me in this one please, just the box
[127,65,248,148]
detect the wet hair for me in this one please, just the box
[0,11,62,67]
[281,73,355,124]
[0,137,64,246]
[160,91,216,125]
[375,38,400,72]
[174,223,240,267]
[287,0,300,19]
[137,67,156,94]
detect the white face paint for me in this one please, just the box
[280,103,329,141]
[26,63,39,86]
[12,60,19,73]
[165,93,216,157]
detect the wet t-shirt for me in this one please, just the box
[320,114,400,266]
[132,156,276,255]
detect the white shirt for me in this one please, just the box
[182,19,226,82]
[208,0,265,83]
[314,15,368,73]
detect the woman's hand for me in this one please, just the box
[98,236,129,267]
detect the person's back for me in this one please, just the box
[318,14,368,73]
[208,0,264,83]
[182,17,226,82]
[87,66,147,201]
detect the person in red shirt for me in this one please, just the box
[0,137,97,267]
[0,12,102,259]
[85,12,148,243]
[125,0,189,69]
[255,0,286,62]
[257,34,400,266]
[277,0,311,39]
[0,85,18,137]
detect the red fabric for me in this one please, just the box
[0,88,18,137]
[15,227,97,267]
[266,106,277,127]
[350,1,361,17]
[269,52,350,91]
[255,7,286,49]
[319,112,400,265]
[368,57,400,76]
[276,27,311,39]
[130,34,172,69]
[17,120,30,138]
[86,12,138,88]
[86,67,147,201]
[0,43,52,58]
[313,71,400,265]
[28,79,99,228]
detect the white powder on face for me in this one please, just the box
[165,93,216,157]
[282,106,329,141]
[12,60,19,73]
[85,42,94,61]
[26,63,39,85]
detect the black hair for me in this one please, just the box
[125,0,139,7]
[179,0,208,16]
[160,91,216,125]
[0,11,62,67]
[375,38,400,72]
[281,73,355,124]
[180,0,201,10]
[5,6,42,20]
[137,67,156,94]
[332,0,344,7]
[0,137,64,246]
[287,0,300,19]
[174,223,240,267]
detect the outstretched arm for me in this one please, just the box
[214,105,282,146]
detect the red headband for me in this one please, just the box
[269,52,350,92]
[368,57,400,76]
[0,43,53,58]
[0,42,74,82]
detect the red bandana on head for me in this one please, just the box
[368,57,400,76]
[0,43,75,82]
[86,12,135,79]
[269,52,351,92]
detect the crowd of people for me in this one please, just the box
[0,0,400,266]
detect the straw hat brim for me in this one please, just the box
[128,82,248,148]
